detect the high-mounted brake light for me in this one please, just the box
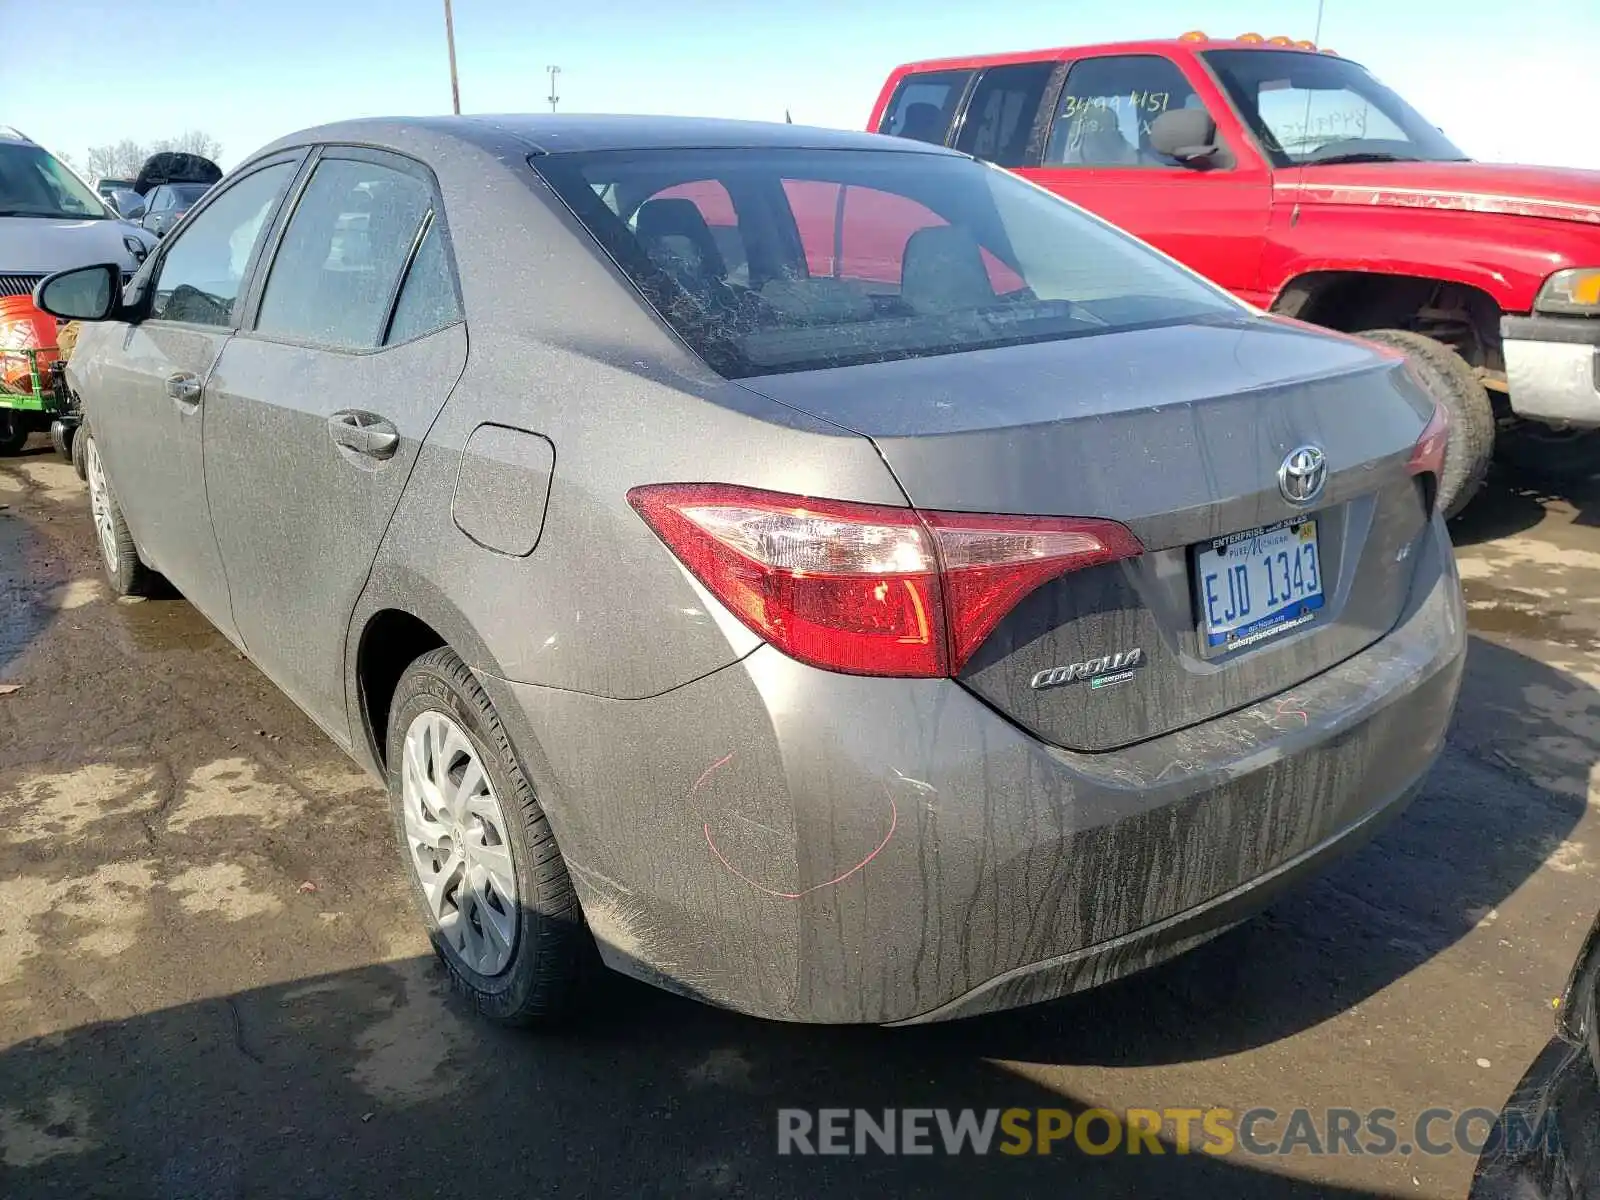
[627,484,1142,678]
[1406,402,1450,481]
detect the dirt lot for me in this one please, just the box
[1,442,1597,1199]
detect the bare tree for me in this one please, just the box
[82,132,222,181]
[152,130,223,162]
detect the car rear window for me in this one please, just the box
[532,147,1240,378]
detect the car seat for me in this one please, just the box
[900,226,996,315]
[635,198,728,295]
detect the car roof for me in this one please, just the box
[249,113,957,164]
[890,38,1334,73]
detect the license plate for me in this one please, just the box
[1195,517,1324,652]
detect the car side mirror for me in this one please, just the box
[1149,109,1220,165]
[34,263,123,322]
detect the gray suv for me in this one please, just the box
[37,115,1466,1026]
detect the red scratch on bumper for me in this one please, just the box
[1276,696,1309,726]
[704,790,899,901]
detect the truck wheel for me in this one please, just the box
[1495,423,1600,486]
[49,419,74,461]
[1359,329,1495,520]
[0,411,27,455]
[82,432,154,597]
[386,646,592,1025]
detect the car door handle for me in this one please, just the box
[165,372,202,404]
[328,410,400,460]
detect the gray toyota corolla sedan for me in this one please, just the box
[36,115,1465,1026]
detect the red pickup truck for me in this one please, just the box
[869,31,1600,517]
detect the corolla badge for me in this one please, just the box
[1278,445,1328,506]
[1030,649,1144,691]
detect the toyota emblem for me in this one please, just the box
[1278,445,1328,506]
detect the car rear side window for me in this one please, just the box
[384,218,462,345]
[534,147,1238,379]
[952,62,1056,168]
[878,70,972,145]
[1043,55,1204,167]
[150,162,296,327]
[255,157,433,351]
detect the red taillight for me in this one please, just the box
[627,483,1142,678]
[1406,402,1450,481]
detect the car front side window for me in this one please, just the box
[1044,55,1213,168]
[150,162,296,327]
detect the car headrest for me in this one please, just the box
[901,225,996,315]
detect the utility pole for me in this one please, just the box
[547,64,561,112]
[443,0,461,115]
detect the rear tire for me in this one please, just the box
[82,432,154,597]
[385,646,591,1025]
[1358,329,1495,520]
[49,420,74,461]
[0,410,27,455]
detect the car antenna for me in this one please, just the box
[1290,0,1328,229]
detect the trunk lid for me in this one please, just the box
[740,317,1435,751]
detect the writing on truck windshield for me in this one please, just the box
[533,147,1240,378]
[1202,48,1468,166]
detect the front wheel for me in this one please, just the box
[82,433,154,596]
[386,647,592,1024]
[70,421,88,480]
[1358,329,1496,520]
[0,410,28,455]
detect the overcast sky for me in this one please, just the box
[11,0,1599,172]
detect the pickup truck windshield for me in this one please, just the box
[0,143,109,219]
[534,147,1241,378]
[1203,49,1467,166]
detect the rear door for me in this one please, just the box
[1025,53,1272,302]
[949,60,1060,170]
[203,148,467,743]
[88,155,302,638]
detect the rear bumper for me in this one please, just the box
[481,514,1466,1024]
[1502,315,1600,427]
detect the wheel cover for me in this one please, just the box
[84,439,119,574]
[401,710,520,976]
